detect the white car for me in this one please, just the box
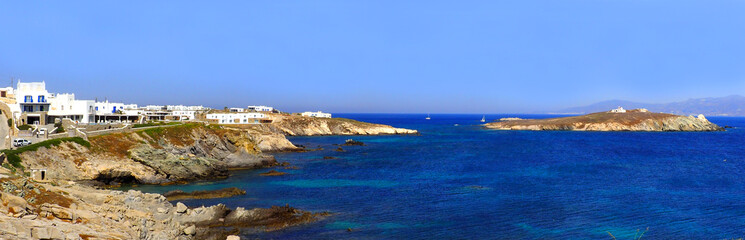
[12,139,32,147]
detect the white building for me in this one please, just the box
[301,111,332,118]
[166,105,203,111]
[95,101,128,115]
[145,105,165,111]
[48,93,96,123]
[0,86,14,98]
[229,108,245,112]
[609,107,626,113]
[247,105,273,112]
[171,111,197,121]
[14,81,53,124]
[206,113,265,124]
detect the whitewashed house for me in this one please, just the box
[206,113,265,124]
[48,93,96,123]
[14,81,53,124]
[247,105,274,112]
[94,101,140,123]
[301,111,332,118]
[229,108,245,112]
[95,101,128,115]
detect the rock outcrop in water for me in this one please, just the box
[247,114,418,136]
[163,187,246,201]
[485,110,724,131]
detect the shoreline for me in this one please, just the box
[0,116,417,239]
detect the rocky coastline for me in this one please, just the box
[246,114,419,136]
[0,117,417,239]
[485,110,724,131]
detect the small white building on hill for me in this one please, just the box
[609,107,626,113]
[247,105,274,112]
[302,111,332,118]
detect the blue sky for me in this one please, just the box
[1,1,744,113]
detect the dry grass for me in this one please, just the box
[89,133,137,158]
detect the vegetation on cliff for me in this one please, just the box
[3,123,279,185]
[1,137,90,171]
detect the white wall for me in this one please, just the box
[206,113,265,124]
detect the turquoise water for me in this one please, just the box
[127,114,745,239]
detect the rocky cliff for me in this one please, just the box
[15,124,289,185]
[485,110,723,131]
[249,114,418,136]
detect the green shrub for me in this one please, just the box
[7,118,12,127]
[1,137,90,170]
[17,124,32,130]
[54,122,65,133]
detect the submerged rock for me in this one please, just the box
[163,187,247,201]
[259,170,287,176]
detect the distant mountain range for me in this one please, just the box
[557,95,745,116]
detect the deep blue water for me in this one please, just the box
[127,114,745,239]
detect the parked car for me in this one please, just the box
[12,139,32,147]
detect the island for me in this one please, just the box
[485,107,724,131]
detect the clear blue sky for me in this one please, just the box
[1,1,744,113]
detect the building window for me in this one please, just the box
[39,106,45,111]
[24,96,32,103]
[38,95,45,103]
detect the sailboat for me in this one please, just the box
[480,115,486,123]
[425,113,431,120]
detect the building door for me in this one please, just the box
[112,106,116,114]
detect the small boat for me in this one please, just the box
[454,124,459,126]
[426,113,431,120]
[480,115,486,123]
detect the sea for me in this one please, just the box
[125,114,745,239]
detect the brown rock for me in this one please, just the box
[163,187,246,201]
[259,170,287,176]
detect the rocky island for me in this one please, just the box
[485,108,724,131]
[0,116,417,239]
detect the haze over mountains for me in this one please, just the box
[558,95,745,116]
